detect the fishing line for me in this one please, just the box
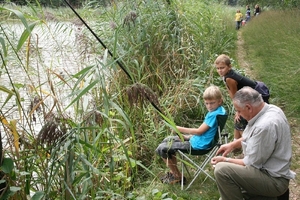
[63,0,132,81]
[63,0,164,115]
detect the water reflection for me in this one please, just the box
[0,21,101,145]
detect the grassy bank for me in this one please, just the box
[0,1,236,199]
[1,1,299,199]
[141,8,300,200]
[239,9,300,198]
[241,9,300,116]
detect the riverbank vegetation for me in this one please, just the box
[0,0,299,199]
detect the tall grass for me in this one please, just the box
[240,8,300,195]
[0,1,241,199]
[241,9,300,116]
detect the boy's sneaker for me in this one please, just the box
[163,174,187,185]
[160,172,173,182]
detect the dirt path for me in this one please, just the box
[236,31,299,200]
[236,31,255,78]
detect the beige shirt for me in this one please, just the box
[242,104,296,179]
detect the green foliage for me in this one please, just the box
[242,9,300,115]
[0,0,238,199]
[1,158,14,173]
[8,0,300,198]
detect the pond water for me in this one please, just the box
[0,21,103,146]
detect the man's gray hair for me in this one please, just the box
[233,87,263,107]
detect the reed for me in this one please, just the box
[0,1,240,199]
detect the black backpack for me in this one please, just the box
[254,81,270,103]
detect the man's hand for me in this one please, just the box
[211,156,226,165]
[216,143,233,157]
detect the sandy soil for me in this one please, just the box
[236,31,300,199]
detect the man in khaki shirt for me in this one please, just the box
[211,87,295,200]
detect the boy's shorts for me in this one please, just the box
[155,136,191,159]
[234,116,248,131]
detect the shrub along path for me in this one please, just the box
[236,31,299,200]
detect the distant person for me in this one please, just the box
[211,87,295,200]
[156,85,226,184]
[245,5,251,22]
[254,4,261,16]
[214,54,270,140]
[235,9,243,30]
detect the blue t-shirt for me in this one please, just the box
[189,106,226,150]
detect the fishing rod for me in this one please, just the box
[63,0,164,115]
[63,0,132,81]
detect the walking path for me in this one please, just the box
[236,31,255,78]
[236,31,299,200]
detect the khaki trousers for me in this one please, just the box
[214,162,289,200]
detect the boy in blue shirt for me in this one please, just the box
[156,85,226,184]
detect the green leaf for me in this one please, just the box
[32,191,45,200]
[66,79,99,109]
[0,8,40,51]
[0,37,7,57]
[0,7,29,30]
[12,83,25,89]
[9,186,21,192]
[17,21,39,51]
[1,93,13,110]
[0,85,15,95]
[0,186,20,199]
[1,158,14,173]
[158,110,184,141]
